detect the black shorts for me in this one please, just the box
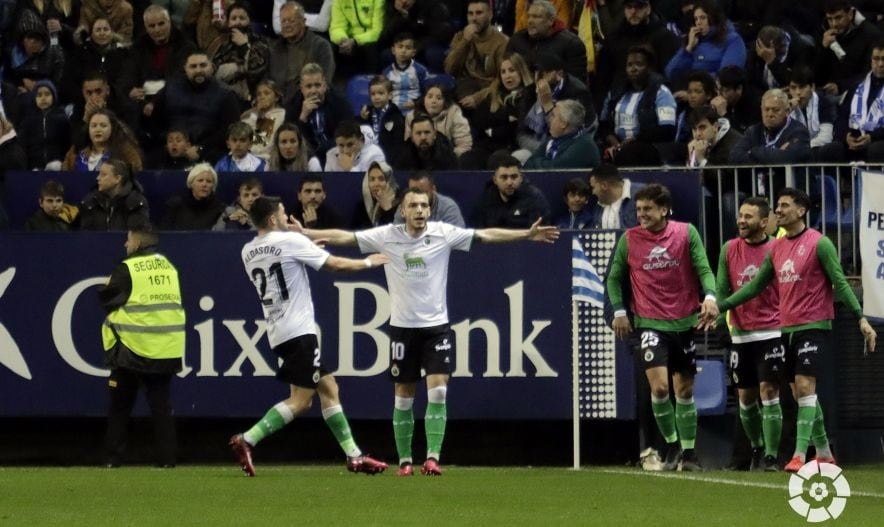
[636,329,697,376]
[729,337,785,389]
[273,334,329,389]
[388,325,453,383]
[784,329,828,380]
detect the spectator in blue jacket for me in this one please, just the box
[664,0,746,84]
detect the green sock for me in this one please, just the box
[651,396,678,444]
[243,402,293,446]
[393,407,414,464]
[795,397,817,459]
[323,405,361,458]
[425,402,447,460]
[739,402,764,449]
[811,401,832,458]
[761,399,783,458]
[675,398,698,450]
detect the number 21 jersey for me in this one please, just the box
[241,231,330,347]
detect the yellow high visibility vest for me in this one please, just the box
[102,253,185,360]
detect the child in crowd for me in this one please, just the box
[214,122,266,172]
[382,32,428,111]
[555,178,593,229]
[359,76,405,160]
[25,179,78,231]
[148,128,202,170]
[213,177,263,231]
[19,80,70,170]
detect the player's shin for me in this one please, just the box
[393,396,415,465]
[425,386,447,461]
[243,401,294,446]
[323,405,361,458]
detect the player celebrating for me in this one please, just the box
[712,188,877,472]
[297,177,559,476]
[717,197,784,471]
[229,196,390,477]
[606,183,719,472]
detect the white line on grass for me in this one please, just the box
[595,468,884,499]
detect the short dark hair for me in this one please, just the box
[410,112,435,130]
[563,177,590,198]
[789,65,815,87]
[489,151,520,171]
[239,177,263,191]
[824,0,853,15]
[741,196,771,218]
[590,163,622,183]
[334,120,363,140]
[129,221,159,246]
[249,196,283,229]
[717,66,746,90]
[686,70,717,97]
[402,187,429,201]
[393,32,415,45]
[298,174,324,191]
[104,159,132,183]
[873,37,884,54]
[777,187,812,215]
[408,170,435,185]
[166,127,191,142]
[633,183,672,210]
[40,179,64,198]
[688,106,719,128]
[82,71,109,85]
[625,45,657,71]
[369,75,392,92]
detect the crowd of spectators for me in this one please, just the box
[2,0,883,231]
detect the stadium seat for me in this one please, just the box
[346,75,373,117]
[425,73,456,91]
[694,359,727,416]
[813,174,839,229]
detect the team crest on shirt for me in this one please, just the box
[642,245,679,270]
[778,258,801,283]
[736,264,760,286]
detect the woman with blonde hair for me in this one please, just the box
[352,160,399,228]
[461,51,535,169]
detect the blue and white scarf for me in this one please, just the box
[790,91,820,140]
[849,73,884,132]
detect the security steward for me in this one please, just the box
[98,222,186,467]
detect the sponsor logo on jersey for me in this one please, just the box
[764,345,786,361]
[737,264,760,287]
[642,245,679,270]
[797,342,817,356]
[778,258,801,283]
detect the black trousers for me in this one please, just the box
[104,368,176,466]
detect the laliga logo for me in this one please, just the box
[788,460,851,522]
[0,268,32,380]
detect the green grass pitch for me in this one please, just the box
[1,464,882,526]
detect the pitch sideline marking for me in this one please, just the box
[596,468,884,499]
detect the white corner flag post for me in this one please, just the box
[571,237,606,471]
